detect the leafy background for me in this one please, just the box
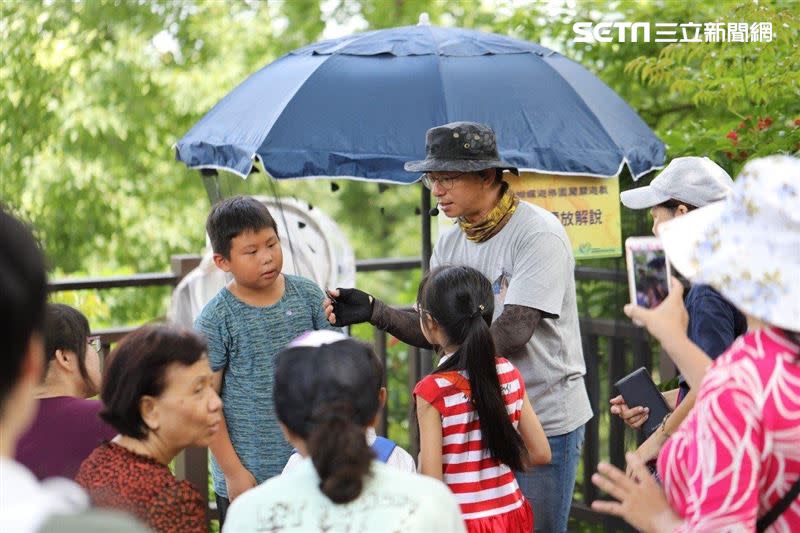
[2,0,798,530]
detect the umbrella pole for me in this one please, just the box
[420,183,432,273]
[201,170,223,205]
[419,184,434,376]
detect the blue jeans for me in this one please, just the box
[516,424,585,533]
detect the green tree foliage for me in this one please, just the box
[4,3,797,526]
[489,0,800,319]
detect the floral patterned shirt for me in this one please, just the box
[76,442,207,533]
[658,327,800,532]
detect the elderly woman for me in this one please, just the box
[76,325,222,533]
[591,156,800,532]
[16,303,117,480]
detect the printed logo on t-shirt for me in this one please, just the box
[492,267,511,311]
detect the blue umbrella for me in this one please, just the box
[175,23,665,183]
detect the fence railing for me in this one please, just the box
[50,255,658,531]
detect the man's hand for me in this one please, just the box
[609,395,649,429]
[225,466,257,502]
[323,288,373,327]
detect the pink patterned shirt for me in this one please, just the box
[658,327,800,532]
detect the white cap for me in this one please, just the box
[620,156,733,209]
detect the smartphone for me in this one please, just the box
[614,367,672,438]
[625,237,671,310]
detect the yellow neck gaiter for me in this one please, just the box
[458,184,519,243]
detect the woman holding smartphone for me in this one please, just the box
[593,156,800,532]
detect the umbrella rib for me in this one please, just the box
[427,25,451,124]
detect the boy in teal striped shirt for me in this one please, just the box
[194,196,338,526]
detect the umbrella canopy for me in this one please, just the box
[175,23,665,183]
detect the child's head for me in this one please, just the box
[416,265,528,471]
[274,331,382,504]
[206,196,283,290]
[417,265,495,350]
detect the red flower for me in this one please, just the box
[794,118,800,127]
[738,150,749,160]
[726,130,739,142]
[725,151,734,159]
[757,117,773,131]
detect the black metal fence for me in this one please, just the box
[49,255,659,531]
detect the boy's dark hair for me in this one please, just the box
[44,303,92,383]
[0,207,48,410]
[205,196,279,258]
[274,338,381,505]
[657,199,698,212]
[100,325,207,439]
[417,265,529,471]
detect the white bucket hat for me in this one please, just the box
[659,155,800,332]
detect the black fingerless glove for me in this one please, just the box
[331,288,374,327]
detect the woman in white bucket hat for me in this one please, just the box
[591,155,800,532]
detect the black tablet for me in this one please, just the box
[614,367,672,437]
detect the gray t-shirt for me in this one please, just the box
[432,201,593,435]
[194,274,339,498]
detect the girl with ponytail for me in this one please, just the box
[414,266,551,533]
[222,330,466,533]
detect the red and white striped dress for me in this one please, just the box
[414,356,533,533]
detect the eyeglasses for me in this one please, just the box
[87,335,103,354]
[421,172,469,191]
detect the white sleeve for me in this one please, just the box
[281,452,303,474]
[387,447,417,473]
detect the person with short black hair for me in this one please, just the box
[194,195,340,524]
[223,331,465,532]
[0,207,89,531]
[16,303,118,480]
[205,195,279,260]
[75,325,222,533]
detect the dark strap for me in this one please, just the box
[756,476,800,532]
[371,436,397,463]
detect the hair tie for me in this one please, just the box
[471,304,485,319]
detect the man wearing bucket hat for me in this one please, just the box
[610,157,747,470]
[592,155,800,532]
[325,121,592,532]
